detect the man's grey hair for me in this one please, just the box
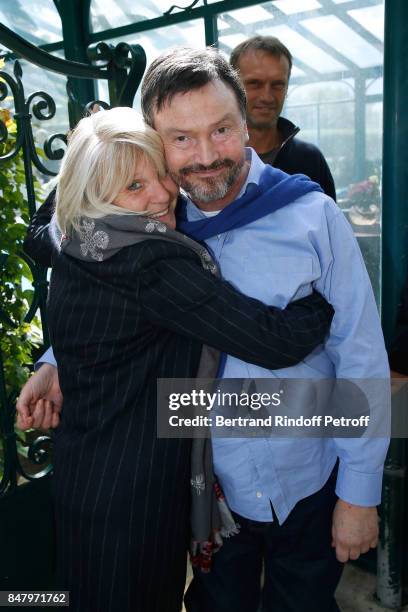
[141,46,247,127]
[230,36,293,78]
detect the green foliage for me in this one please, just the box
[0,110,43,396]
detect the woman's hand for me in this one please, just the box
[16,364,63,430]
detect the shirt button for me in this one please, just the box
[256,491,262,498]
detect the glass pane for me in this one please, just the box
[257,25,348,73]
[0,0,62,45]
[217,0,384,304]
[348,4,384,41]
[366,77,383,96]
[301,16,382,68]
[96,20,205,110]
[273,0,322,14]
[91,0,175,32]
[223,5,274,25]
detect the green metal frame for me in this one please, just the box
[53,0,96,124]
[0,23,147,125]
[377,0,408,608]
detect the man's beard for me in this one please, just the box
[170,157,245,204]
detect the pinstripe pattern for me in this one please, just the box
[47,239,332,612]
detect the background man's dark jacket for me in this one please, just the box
[260,117,337,201]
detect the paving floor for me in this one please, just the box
[182,562,408,612]
[336,564,408,612]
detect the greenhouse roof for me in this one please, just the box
[0,0,383,84]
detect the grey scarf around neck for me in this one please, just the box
[52,213,218,272]
[50,212,238,557]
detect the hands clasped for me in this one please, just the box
[16,364,63,430]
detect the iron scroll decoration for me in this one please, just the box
[165,0,208,15]
[0,35,147,498]
[0,61,59,496]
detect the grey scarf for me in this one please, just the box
[51,213,239,569]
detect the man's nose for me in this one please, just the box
[194,138,219,167]
[259,84,275,102]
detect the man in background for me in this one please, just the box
[230,35,336,200]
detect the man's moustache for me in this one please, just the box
[179,159,235,175]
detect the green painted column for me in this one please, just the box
[377,0,408,608]
[54,0,96,125]
[381,1,408,339]
[204,14,218,47]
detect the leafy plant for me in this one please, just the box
[0,72,45,483]
[0,110,43,395]
[1,55,46,404]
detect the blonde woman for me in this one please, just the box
[21,107,333,612]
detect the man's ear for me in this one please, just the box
[244,121,249,143]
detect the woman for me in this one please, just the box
[30,107,332,612]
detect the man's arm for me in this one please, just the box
[23,187,56,267]
[314,201,390,561]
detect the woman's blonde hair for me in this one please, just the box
[56,107,166,234]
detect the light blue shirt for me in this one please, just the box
[184,148,390,523]
[41,148,390,524]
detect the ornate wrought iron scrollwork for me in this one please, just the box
[0,249,52,497]
[21,435,53,481]
[63,40,145,122]
[1,414,53,494]
[19,251,49,329]
[113,43,146,108]
[165,0,207,16]
[0,117,9,145]
[87,41,114,67]
[27,435,53,466]
[0,61,66,176]
[87,41,146,108]
[0,64,25,162]
[0,80,10,145]
[0,60,59,499]
[43,133,67,162]
[0,386,18,497]
[27,91,56,121]
[0,29,149,502]
[84,100,111,113]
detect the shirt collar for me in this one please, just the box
[184,147,266,220]
[237,147,265,197]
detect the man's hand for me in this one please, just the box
[16,364,63,430]
[331,498,378,563]
[391,370,407,396]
